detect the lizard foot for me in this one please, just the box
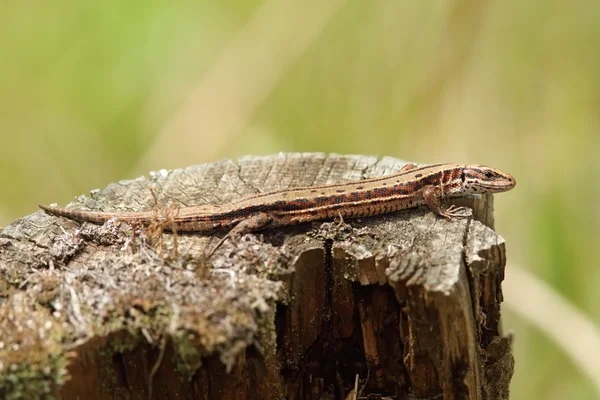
[441,205,472,219]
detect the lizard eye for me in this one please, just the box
[484,171,494,178]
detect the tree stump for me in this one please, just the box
[0,153,514,400]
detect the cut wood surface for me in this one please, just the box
[0,153,514,400]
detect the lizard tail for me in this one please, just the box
[39,204,148,224]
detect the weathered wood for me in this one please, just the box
[0,153,514,399]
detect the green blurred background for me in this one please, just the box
[1,1,599,398]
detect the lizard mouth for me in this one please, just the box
[477,181,515,192]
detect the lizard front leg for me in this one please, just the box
[399,163,418,172]
[422,186,472,219]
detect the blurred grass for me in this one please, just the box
[1,0,599,398]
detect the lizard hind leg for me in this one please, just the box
[207,212,272,258]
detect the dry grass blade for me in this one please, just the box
[504,263,600,397]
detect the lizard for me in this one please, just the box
[40,163,516,251]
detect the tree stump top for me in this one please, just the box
[0,153,514,399]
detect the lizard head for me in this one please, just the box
[461,165,516,194]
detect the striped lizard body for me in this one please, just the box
[40,163,516,238]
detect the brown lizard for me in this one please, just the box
[40,163,516,249]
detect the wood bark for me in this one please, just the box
[0,153,514,399]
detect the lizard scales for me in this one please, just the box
[40,163,516,235]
